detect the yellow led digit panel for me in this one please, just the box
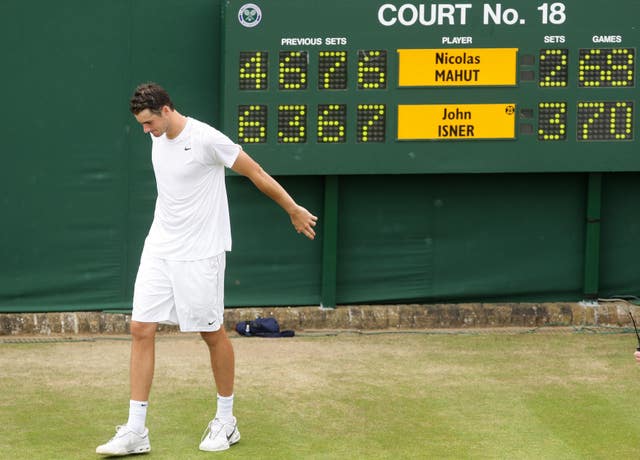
[277,105,306,143]
[539,49,569,87]
[238,105,267,143]
[578,48,635,87]
[357,104,386,143]
[279,51,308,90]
[538,102,567,141]
[239,51,268,90]
[357,50,386,89]
[317,104,347,143]
[318,51,347,90]
[577,101,634,141]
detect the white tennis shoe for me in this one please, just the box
[199,417,241,451]
[96,425,151,456]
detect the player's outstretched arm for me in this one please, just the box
[231,149,318,240]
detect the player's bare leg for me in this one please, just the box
[96,321,156,456]
[130,321,158,400]
[199,327,240,451]
[201,327,235,396]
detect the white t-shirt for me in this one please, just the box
[142,117,241,260]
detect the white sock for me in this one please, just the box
[215,394,234,423]
[127,400,148,434]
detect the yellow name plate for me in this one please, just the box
[397,104,516,140]
[398,48,518,87]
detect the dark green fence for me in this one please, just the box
[1,1,638,313]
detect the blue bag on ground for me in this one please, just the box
[235,317,295,338]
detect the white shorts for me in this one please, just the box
[132,252,226,332]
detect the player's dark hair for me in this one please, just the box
[129,82,175,115]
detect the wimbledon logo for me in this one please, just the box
[238,3,262,28]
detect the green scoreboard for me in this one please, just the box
[221,0,638,174]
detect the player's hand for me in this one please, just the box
[290,206,318,240]
[634,351,640,364]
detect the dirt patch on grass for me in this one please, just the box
[0,330,631,400]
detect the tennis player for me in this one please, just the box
[96,82,317,456]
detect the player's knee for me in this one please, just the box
[200,327,227,348]
[130,321,157,341]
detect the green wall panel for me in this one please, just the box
[336,174,586,303]
[225,176,324,306]
[0,0,132,310]
[600,173,640,298]
[0,0,224,311]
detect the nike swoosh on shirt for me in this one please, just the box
[184,146,192,150]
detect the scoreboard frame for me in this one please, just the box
[221,0,638,175]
